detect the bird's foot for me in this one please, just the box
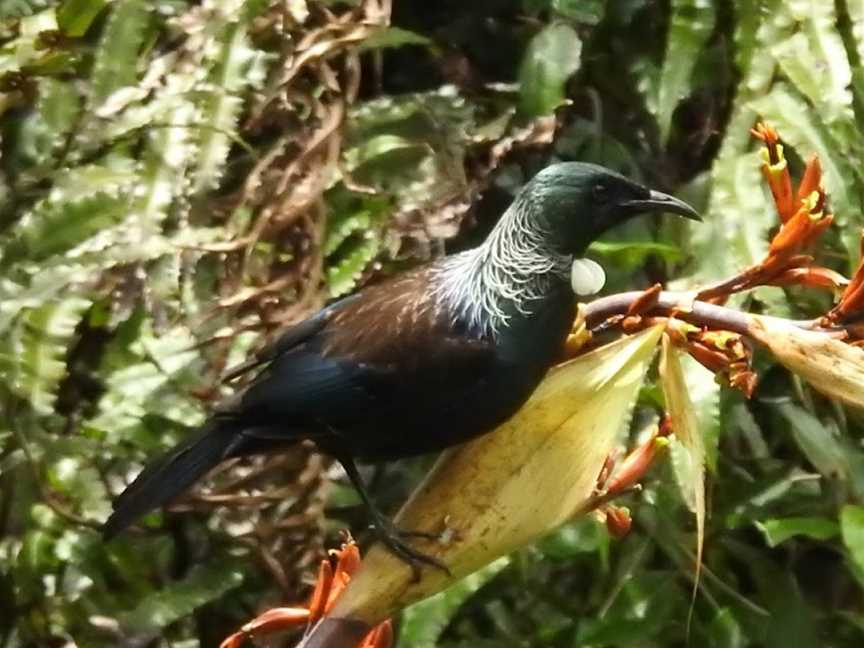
[334,456,451,580]
[370,518,451,580]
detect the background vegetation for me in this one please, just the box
[2,0,864,646]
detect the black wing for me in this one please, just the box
[221,295,359,383]
[221,267,502,457]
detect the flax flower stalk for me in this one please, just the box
[297,326,664,647]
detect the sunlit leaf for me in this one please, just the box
[684,0,795,286]
[89,0,151,108]
[56,0,107,37]
[708,607,745,648]
[399,559,509,647]
[652,0,716,144]
[589,240,684,268]
[119,564,244,633]
[551,0,605,24]
[518,23,581,118]
[659,334,706,598]
[681,353,720,471]
[0,9,58,73]
[840,505,864,582]
[192,17,266,192]
[357,26,432,51]
[0,296,90,414]
[776,1,853,124]
[327,235,380,297]
[769,400,849,482]
[756,517,840,547]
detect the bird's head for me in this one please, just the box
[524,162,700,255]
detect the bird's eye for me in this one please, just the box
[592,183,609,202]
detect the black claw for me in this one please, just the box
[336,455,450,578]
[394,528,441,542]
[371,518,451,578]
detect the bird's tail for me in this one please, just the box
[103,417,246,538]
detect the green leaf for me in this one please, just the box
[87,318,204,444]
[551,0,605,24]
[6,187,132,263]
[841,505,864,578]
[133,100,197,228]
[192,18,266,192]
[589,240,683,268]
[577,572,684,644]
[56,0,107,37]
[0,10,57,74]
[518,23,581,118]
[119,563,244,633]
[538,517,609,564]
[399,559,509,647]
[0,1,49,20]
[326,235,380,297]
[652,0,716,144]
[343,134,427,172]
[679,351,721,472]
[733,0,795,85]
[357,26,433,51]
[343,89,476,209]
[756,517,840,547]
[760,572,821,648]
[325,209,373,257]
[846,0,864,64]
[0,296,90,414]
[708,607,745,648]
[89,0,151,108]
[771,401,849,482]
[772,1,853,125]
[684,0,795,286]
[47,456,109,517]
[9,76,81,168]
[37,77,80,136]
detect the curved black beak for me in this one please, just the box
[623,190,701,221]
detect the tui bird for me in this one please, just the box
[104,162,699,567]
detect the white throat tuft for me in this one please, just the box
[570,257,606,296]
[432,199,571,336]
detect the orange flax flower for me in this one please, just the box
[698,124,839,300]
[358,621,394,648]
[797,154,822,204]
[827,231,864,323]
[752,122,795,222]
[604,505,632,538]
[768,266,848,291]
[221,541,391,648]
[603,421,672,496]
[749,123,833,271]
[588,417,673,539]
[766,180,831,263]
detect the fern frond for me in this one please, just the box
[192,19,267,193]
[0,296,91,414]
[89,0,151,109]
[326,235,380,297]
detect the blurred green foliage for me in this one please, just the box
[2,0,864,646]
